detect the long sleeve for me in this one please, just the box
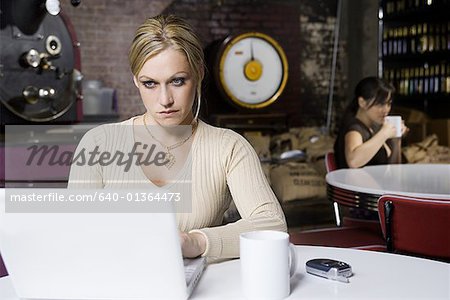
[186,124,287,261]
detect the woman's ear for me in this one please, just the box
[357,97,367,109]
[200,67,205,82]
[133,76,139,88]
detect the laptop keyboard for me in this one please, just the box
[183,258,204,285]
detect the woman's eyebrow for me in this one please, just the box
[138,75,155,81]
[168,71,189,78]
[138,72,189,82]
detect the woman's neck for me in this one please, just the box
[355,110,373,129]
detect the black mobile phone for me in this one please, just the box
[306,258,352,282]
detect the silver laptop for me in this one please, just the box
[0,192,206,300]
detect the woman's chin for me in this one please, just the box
[157,120,181,127]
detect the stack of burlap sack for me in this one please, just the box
[402,134,450,163]
[243,127,334,203]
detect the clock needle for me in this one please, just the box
[250,40,254,61]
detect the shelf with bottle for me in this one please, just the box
[381,21,450,58]
[382,0,450,21]
[383,62,450,96]
[379,0,450,118]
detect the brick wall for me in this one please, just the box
[62,0,346,128]
[60,0,174,117]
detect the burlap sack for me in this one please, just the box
[289,127,335,161]
[243,131,271,161]
[270,132,297,157]
[270,162,326,202]
[402,134,450,163]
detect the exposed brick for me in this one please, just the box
[61,0,347,127]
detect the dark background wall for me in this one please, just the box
[62,0,378,130]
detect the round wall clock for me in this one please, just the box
[215,32,289,109]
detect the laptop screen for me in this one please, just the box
[0,192,198,300]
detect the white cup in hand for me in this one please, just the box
[384,115,402,137]
[240,230,297,300]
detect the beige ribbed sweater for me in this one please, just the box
[68,117,287,261]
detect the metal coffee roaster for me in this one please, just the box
[0,0,83,124]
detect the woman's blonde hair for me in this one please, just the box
[129,15,205,118]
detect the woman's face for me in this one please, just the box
[133,47,197,126]
[361,95,392,125]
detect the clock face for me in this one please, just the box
[216,32,288,109]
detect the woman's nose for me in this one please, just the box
[159,86,174,107]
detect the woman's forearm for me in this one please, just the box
[345,130,389,168]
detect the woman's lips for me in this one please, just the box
[158,110,178,117]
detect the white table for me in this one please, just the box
[326,164,450,211]
[1,246,449,300]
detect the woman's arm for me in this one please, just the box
[345,122,397,168]
[187,132,287,261]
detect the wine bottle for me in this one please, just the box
[402,26,408,54]
[383,29,389,56]
[428,23,434,52]
[424,66,430,94]
[446,64,450,94]
[404,68,410,95]
[417,23,423,53]
[434,65,440,93]
[441,63,446,93]
[429,65,435,93]
[419,23,428,53]
[410,24,417,54]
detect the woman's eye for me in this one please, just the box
[172,77,185,86]
[142,81,156,88]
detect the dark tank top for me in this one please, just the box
[333,117,394,169]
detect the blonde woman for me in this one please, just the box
[68,15,286,261]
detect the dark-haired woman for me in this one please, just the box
[334,77,409,169]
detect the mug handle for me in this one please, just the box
[289,243,297,277]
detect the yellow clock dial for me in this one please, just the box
[244,60,263,81]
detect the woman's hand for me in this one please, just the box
[179,231,206,258]
[401,120,410,136]
[380,121,398,139]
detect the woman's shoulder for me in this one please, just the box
[345,117,368,133]
[198,119,248,144]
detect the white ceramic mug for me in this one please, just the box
[240,230,297,300]
[384,115,402,137]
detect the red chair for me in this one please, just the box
[289,225,386,251]
[325,151,337,173]
[0,252,7,278]
[378,194,450,262]
[289,151,385,251]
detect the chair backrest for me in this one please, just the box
[378,194,450,261]
[325,151,337,173]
